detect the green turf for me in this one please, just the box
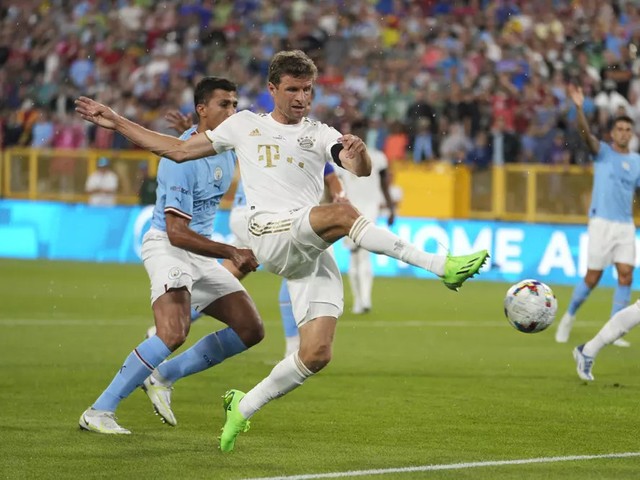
[0,259,638,479]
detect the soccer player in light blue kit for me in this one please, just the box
[79,77,264,434]
[555,84,640,353]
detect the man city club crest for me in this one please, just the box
[214,166,223,181]
[297,135,315,149]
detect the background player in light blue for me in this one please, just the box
[79,77,263,434]
[555,84,640,348]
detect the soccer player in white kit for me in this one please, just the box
[340,119,396,314]
[555,85,640,353]
[75,50,489,451]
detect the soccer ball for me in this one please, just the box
[504,279,557,333]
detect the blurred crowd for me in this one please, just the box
[2,0,640,173]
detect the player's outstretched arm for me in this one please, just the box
[568,85,599,155]
[75,96,216,162]
[338,134,372,176]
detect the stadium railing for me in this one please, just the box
[0,147,605,223]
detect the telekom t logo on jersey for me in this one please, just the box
[258,144,304,169]
[258,144,280,167]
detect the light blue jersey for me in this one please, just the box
[590,141,640,223]
[151,126,237,237]
[232,180,246,208]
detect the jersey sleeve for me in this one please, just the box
[204,112,245,153]
[161,160,196,220]
[320,123,343,162]
[323,162,335,176]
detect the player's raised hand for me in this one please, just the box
[567,84,584,108]
[339,134,366,159]
[75,96,120,130]
[231,248,259,274]
[165,110,193,133]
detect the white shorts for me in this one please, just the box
[141,228,245,310]
[247,206,344,325]
[229,205,251,248]
[587,217,636,270]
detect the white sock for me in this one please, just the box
[583,303,640,357]
[349,216,445,276]
[284,335,300,357]
[238,352,313,419]
[348,249,362,311]
[357,248,373,309]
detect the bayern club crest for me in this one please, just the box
[297,135,315,149]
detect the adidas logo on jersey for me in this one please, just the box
[249,129,261,136]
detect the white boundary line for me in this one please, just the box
[241,452,640,480]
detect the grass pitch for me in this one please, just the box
[0,259,639,480]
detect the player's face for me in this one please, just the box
[611,121,633,149]
[197,89,238,131]
[269,75,313,125]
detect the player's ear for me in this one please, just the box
[268,82,277,97]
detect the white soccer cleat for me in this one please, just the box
[612,338,631,348]
[79,408,131,434]
[142,375,177,426]
[555,312,575,343]
[573,344,595,381]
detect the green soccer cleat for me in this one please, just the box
[442,249,489,291]
[219,389,250,452]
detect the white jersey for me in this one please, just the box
[205,110,341,212]
[339,148,388,220]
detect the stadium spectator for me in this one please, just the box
[85,157,118,206]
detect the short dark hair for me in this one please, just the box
[267,50,318,86]
[193,76,237,109]
[610,115,634,130]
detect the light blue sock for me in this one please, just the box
[157,328,247,384]
[611,284,631,317]
[568,280,593,315]
[280,279,298,338]
[191,307,203,322]
[93,336,171,412]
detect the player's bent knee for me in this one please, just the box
[157,332,188,351]
[237,320,265,348]
[156,324,190,351]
